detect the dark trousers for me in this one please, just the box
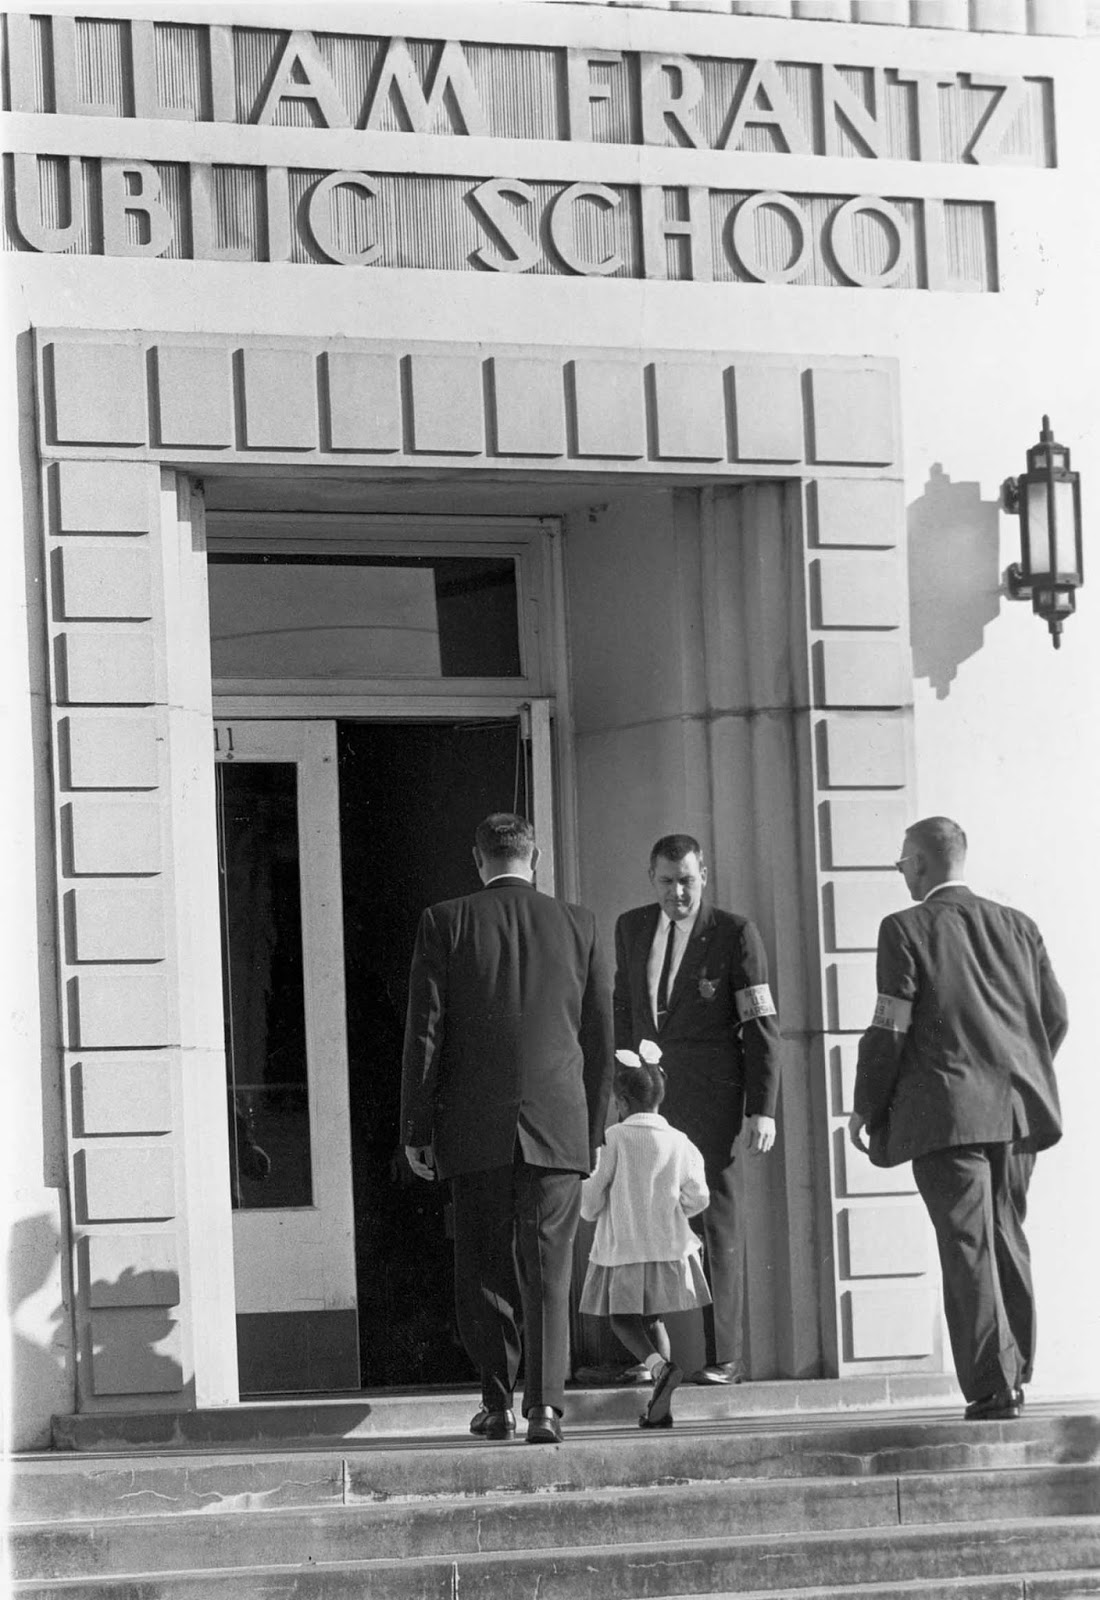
[450,1160,581,1416]
[913,1142,1037,1402]
[696,1147,746,1372]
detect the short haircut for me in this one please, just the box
[614,1058,666,1115]
[906,816,968,868]
[475,812,536,863]
[649,833,703,869]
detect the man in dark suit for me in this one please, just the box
[849,816,1068,1421]
[614,834,781,1384]
[401,813,613,1444]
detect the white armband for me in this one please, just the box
[871,993,913,1033]
[735,983,776,1022]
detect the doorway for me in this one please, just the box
[338,718,529,1388]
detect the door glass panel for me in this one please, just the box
[217,760,313,1210]
[207,555,522,679]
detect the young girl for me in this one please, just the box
[579,1043,711,1428]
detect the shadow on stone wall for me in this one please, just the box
[7,1212,70,1437]
[908,465,1002,699]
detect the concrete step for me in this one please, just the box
[13,1407,1100,1525]
[12,1517,1100,1599]
[48,1377,964,1452]
[12,1466,1100,1582]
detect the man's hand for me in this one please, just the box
[742,1115,776,1155]
[405,1144,437,1181]
[847,1112,869,1154]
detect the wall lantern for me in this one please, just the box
[1001,416,1084,650]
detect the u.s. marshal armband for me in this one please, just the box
[735,984,776,1022]
[870,994,913,1033]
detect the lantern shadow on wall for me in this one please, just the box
[907,464,1002,700]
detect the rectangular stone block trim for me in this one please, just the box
[822,796,909,867]
[814,553,904,629]
[324,351,401,453]
[58,632,159,705]
[844,1204,929,1278]
[78,1146,176,1222]
[407,354,484,455]
[488,357,566,457]
[732,365,803,462]
[73,1057,173,1135]
[569,360,646,459]
[826,875,905,950]
[840,1135,918,1196]
[70,883,167,963]
[811,479,905,549]
[62,713,161,790]
[829,957,877,1032]
[49,341,147,446]
[240,348,318,450]
[59,545,154,620]
[85,1234,181,1307]
[67,798,162,875]
[55,461,155,535]
[153,345,233,449]
[809,368,897,467]
[814,638,911,708]
[70,971,171,1048]
[820,714,909,788]
[845,1285,935,1359]
[89,1308,183,1395]
[830,1038,860,1115]
[650,362,726,461]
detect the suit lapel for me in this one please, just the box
[633,906,661,1033]
[665,904,715,1022]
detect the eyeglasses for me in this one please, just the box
[894,856,915,872]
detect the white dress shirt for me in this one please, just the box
[647,911,698,1029]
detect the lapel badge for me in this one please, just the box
[698,976,717,1001]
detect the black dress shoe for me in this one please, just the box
[640,1360,683,1428]
[689,1362,744,1386]
[469,1406,516,1440]
[525,1405,563,1444]
[964,1388,1021,1421]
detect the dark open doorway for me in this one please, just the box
[338,718,529,1388]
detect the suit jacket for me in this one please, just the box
[613,902,781,1171]
[854,886,1068,1167]
[400,877,614,1181]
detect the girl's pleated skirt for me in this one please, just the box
[579,1252,711,1317]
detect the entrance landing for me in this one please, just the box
[49,1376,966,1453]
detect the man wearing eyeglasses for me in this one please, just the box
[848,817,1068,1422]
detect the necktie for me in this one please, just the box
[656,919,676,1027]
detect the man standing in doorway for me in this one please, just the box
[849,817,1068,1421]
[402,813,613,1444]
[614,835,781,1385]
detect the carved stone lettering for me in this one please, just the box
[8,20,1053,169]
[565,50,624,142]
[254,30,350,128]
[828,196,910,288]
[307,172,382,265]
[719,61,811,155]
[641,186,713,283]
[365,37,487,135]
[548,183,623,276]
[639,55,706,149]
[12,154,85,252]
[731,192,812,284]
[821,66,887,160]
[894,71,958,164]
[966,75,1030,166]
[100,161,175,258]
[468,179,541,273]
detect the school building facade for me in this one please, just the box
[4,0,1098,1449]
